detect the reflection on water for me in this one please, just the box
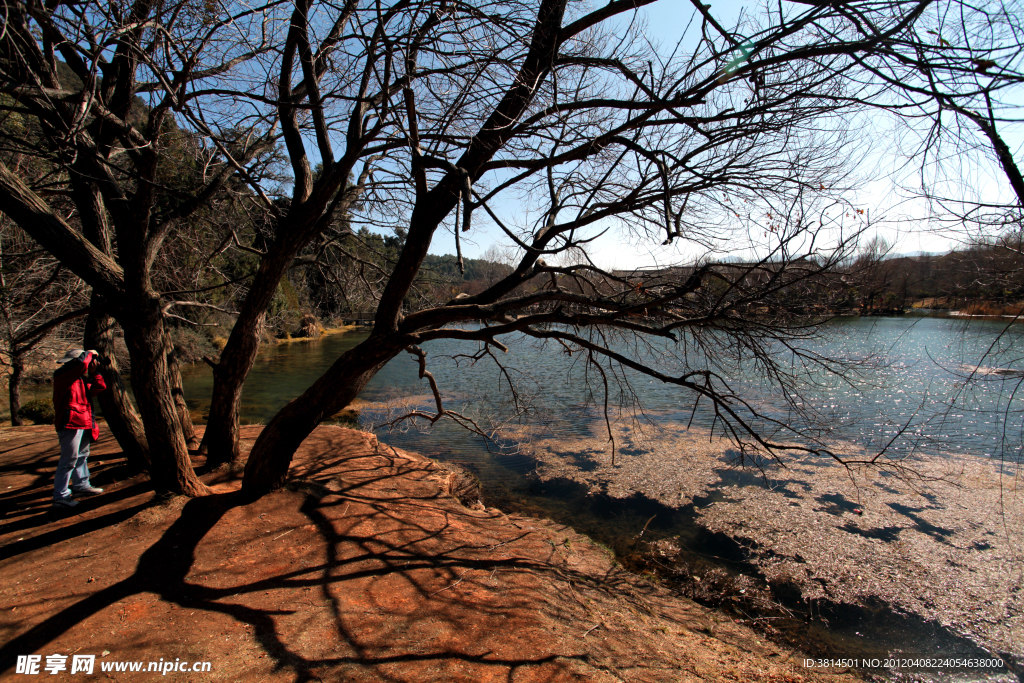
[180,333,370,422]
[179,315,1024,476]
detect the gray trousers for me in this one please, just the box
[54,429,93,501]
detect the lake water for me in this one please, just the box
[181,314,1024,473]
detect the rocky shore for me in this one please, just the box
[509,418,1023,679]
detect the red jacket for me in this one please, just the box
[53,352,107,440]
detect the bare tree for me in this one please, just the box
[852,0,1024,223]
[0,218,88,424]
[0,0,285,493]
[238,0,934,493]
[0,0,960,498]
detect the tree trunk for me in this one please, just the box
[202,256,290,466]
[202,189,366,467]
[84,298,151,471]
[122,296,210,497]
[242,336,398,494]
[165,340,199,451]
[199,309,263,466]
[73,166,152,470]
[9,353,23,426]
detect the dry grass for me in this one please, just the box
[911,297,956,309]
[272,323,358,345]
[960,301,1024,317]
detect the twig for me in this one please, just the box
[161,300,237,315]
[406,344,445,420]
[429,569,470,597]
[488,532,531,550]
[638,514,657,538]
[583,624,601,637]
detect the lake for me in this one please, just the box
[180,314,1024,678]
[181,313,1024,473]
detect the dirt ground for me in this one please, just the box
[0,424,861,682]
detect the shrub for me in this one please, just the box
[295,313,322,338]
[18,398,55,424]
[167,326,218,364]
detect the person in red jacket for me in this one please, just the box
[52,348,108,508]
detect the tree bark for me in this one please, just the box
[202,185,366,466]
[122,294,210,497]
[0,162,124,297]
[165,340,199,451]
[84,297,151,471]
[199,311,261,466]
[9,354,23,426]
[202,233,307,466]
[242,336,399,494]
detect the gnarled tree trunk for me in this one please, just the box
[202,238,307,467]
[84,297,151,471]
[203,189,367,468]
[165,340,199,451]
[122,294,210,497]
[242,336,398,494]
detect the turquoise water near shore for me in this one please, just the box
[180,314,1024,471]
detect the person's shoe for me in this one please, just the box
[53,498,79,509]
[72,485,104,496]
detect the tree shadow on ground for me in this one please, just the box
[0,430,150,556]
[0,427,658,682]
[886,502,955,543]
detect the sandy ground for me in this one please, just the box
[510,418,1024,675]
[0,424,859,683]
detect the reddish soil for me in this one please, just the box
[0,425,858,682]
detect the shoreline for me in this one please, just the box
[499,418,1023,678]
[266,323,363,346]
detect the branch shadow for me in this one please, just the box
[0,432,152,554]
[1,428,637,682]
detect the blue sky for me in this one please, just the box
[434,0,1023,269]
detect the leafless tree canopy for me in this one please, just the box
[849,0,1024,227]
[0,0,1015,494]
